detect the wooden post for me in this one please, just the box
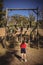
[6,8,8,19]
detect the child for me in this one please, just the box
[20,40,27,62]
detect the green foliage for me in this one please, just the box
[39,20,43,28]
[0,14,36,28]
[29,13,36,27]
[29,14,35,21]
[8,15,30,28]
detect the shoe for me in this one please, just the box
[25,59,27,62]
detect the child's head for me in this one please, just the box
[22,40,25,44]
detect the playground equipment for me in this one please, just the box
[5,8,39,48]
[0,8,40,49]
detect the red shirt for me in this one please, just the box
[20,43,26,48]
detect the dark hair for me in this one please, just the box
[22,40,25,44]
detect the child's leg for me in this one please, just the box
[21,53,24,59]
[24,53,26,59]
[24,53,27,62]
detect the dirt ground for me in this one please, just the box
[8,46,43,65]
[0,45,43,65]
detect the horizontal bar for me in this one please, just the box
[6,8,38,10]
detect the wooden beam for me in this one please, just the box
[7,8,38,10]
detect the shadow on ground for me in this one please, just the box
[15,54,21,61]
[0,50,18,65]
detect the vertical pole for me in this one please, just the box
[37,7,39,48]
[21,21,23,43]
[28,15,31,46]
[6,8,8,19]
[5,8,8,48]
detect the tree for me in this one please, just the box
[39,9,43,20]
[38,9,43,28]
[39,20,43,28]
[0,0,6,27]
[0,0,3,21]
[29,13,35,27]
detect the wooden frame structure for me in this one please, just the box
[6,8,39,48]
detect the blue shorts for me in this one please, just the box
[21,48,26,53]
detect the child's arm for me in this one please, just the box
[20,44,22,48]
